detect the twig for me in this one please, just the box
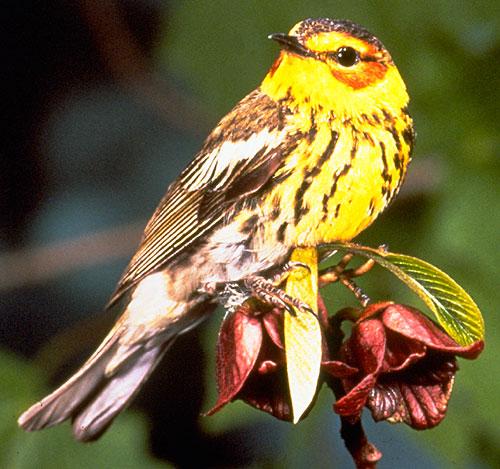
[0,221,144,291]
[340,418,382,469]
[326,304,382,468]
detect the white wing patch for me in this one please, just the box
[185,129,283,190]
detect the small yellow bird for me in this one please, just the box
[19,17,413,440]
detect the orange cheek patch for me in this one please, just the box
[332,62,387,89]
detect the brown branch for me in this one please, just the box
[340,418,382,469]
[326,304,382,469]
[0,222,144,291]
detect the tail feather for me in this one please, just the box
[18,331,174,441]
[72,340,173,441]
[18,335,119,432]
[18,275,216,440]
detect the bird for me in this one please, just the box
[18,17,414,441]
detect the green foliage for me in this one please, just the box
[327,243,484,345]
[0,351,166,469]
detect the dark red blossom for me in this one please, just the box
[207,302,294,421]
[208,296,483,469]
[326,302,484,429]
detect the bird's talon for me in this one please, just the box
[270,261,311,285]
[288,261,311,273]
[244,275,315,317]
[284,303,297,316]
[360,294,371,307]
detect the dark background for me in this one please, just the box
[1,1,498,467]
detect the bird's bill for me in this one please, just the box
[268,33,315,58]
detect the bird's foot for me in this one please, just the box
[202,262,313,315]
[243,275,315,316]
[268,260,311,285]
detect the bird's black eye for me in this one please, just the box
[334,47,359,67]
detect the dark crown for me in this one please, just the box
[294,18,385,51]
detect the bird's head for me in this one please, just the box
[261,18,410,118]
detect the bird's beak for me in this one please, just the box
[268,33,314,58]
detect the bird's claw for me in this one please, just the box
[269,260,311,285]
[244,275,315,317]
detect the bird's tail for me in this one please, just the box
[18,276,214,441]
[18,329,172,441]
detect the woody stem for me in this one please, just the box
[326,305,382,469]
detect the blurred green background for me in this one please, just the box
[1,1,498,467]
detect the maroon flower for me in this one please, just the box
[207,302,294,421]
[326,302,484,429]
[207,296,484,469]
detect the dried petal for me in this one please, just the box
[262,309,285,349]
[350,319,386,375]
[381,304,480,355]
[330,303,484,430]
[367,352,458,429]
[322,360,358,378]
[240,331,293,421]
[382,329,426,372]
[240,369,293,421]
[208,307,262,414]
[358,301,394,321]
[335,374,377,417]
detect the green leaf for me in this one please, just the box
[323,243,484,346]
[284,247,322,423]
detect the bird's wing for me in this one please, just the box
[109,89,299,305]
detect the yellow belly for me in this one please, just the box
[258,113,412,248]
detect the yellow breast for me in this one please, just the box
[256,105,413,248]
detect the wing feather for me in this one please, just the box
[108,89,292,305]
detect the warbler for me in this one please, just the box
[19,18,413,440]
